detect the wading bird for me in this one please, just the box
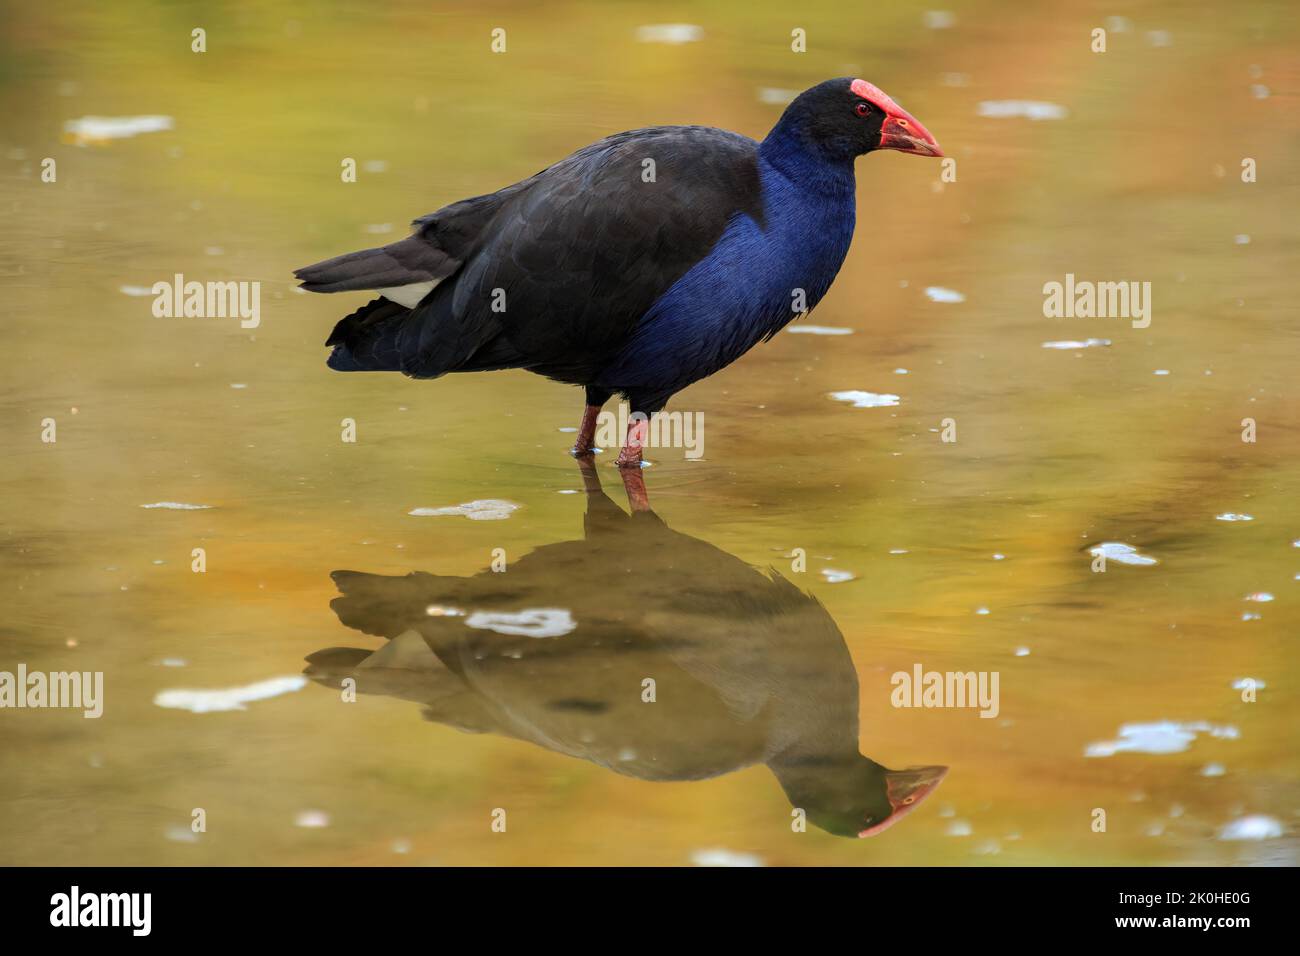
[296,78,942,467]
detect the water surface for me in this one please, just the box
[1,0,1297,865]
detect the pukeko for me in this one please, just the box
[305,458,947,839]
[296,77,942,467]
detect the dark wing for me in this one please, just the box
[300,126,763,380]
[446,126,763,382]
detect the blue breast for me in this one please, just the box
[598,146,857,405]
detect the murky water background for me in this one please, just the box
[2,0,1297,865]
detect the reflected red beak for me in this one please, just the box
[858,764,949,837]
[880,108,944,157]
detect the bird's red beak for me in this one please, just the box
[879,107,944,157]
[858,764,949,837]
[850,78,943,158]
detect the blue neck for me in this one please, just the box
[759,118,858,198]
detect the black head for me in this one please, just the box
[772,756,949,838]
[770,77,943,163]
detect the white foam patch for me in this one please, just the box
[1088,542,1157,566]
[409,499,519,521]
[820,568,856,583]
[635,24,702,44]
[690,847,764,867]
[977,100,1069,120]
[119,285,155,297]
[1219,815,1283,841]
[786,324,853,335]
[465,608,575,638]
[154,675,307,713]
[829,390,900,408]
[141,501,213,510]
[64,115,173,144]
[294,809,331,829]
[1216,512,1253,522]
[1042,338,1111,349]
[925,286,966,303]
[1084,720,1239,757]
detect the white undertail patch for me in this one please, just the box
[376,281,438,308]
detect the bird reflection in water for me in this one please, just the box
[306,460,946,838]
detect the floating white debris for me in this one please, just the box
[1234,234,1251,245]
[1085,720,1239,757]
[946,820,973,837]
[409,499,520,520]
[140,501,213,510]
[691,847,763,867]
[1154,369,1170,375]
[924,286,965,303]
[294,809,331,829]
[1231,678,1266,690]
[424,605,464,617]
[230,383,247,389]
[757,88,799,106]
[1088,542,1157,566]
[158,658,187,668]
[1216,513,1253,522]
[164,825,199,844]
[64,115,173,145]
[465,608,575,638]
[1249,84,1270,100]
[1219,815,1283,841]
[154,675,307,713]
[1243,592,1273,602]
[786,324,853,335]
[820,568,856,584]
[894,368,909,374]
[635,24,702,44]
[992,553,1006,560]
[977,100,1068,121]
[1241,612,1261,622]
[1015,647,1030,657]
[1201,763,1226,777]
[924,11,956,29]
[1042,338,1111,349]
[829,390,900,408]
[119,284,154,297]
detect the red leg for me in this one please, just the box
[619,463,651,512]
[570,404,603,456]
[615,416,648,469]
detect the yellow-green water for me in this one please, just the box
[1,0,1297,865]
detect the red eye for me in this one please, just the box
[854,102,870,117]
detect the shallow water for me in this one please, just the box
[2,0,1297,865]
